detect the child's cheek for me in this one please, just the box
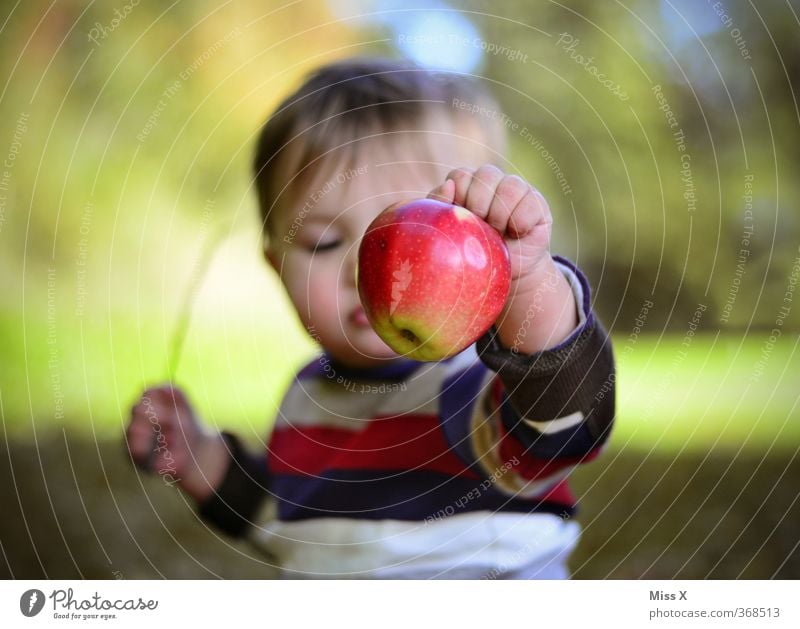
[306,259,342,319]
[279,257,323,324]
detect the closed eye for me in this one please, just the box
[312,239,342,253]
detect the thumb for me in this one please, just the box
[427,178,456,204]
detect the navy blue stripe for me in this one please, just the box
[271,469,573,521]
[297,354,424,382]
[438,361,486,471]
[499,396,600,458]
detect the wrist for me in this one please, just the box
[509,255,562,295]
[495,256,579,353]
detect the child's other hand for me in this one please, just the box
[126,385,228,502]
[427,165,552,282]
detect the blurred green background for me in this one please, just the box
[0,0,798,578]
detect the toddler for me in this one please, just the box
[127,57,615,579]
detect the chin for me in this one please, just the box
[334,333,401,367]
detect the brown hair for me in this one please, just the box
[253,56,506,239]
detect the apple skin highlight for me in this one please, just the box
[357,198,511,362]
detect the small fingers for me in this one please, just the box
[141,384,192,422]
[127,384,180,468]
[464,165,505,221]
[487,175,529,234]
[445,167,474,207]
[126,411,157,470]
[508,188,551,239]
[427,178,456,204]
[126,420,153,461]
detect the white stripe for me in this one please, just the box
[276,379,385,430]
[466,373,577,497]
[276,348,480,430]
[522,410,584,435]
[246,510,580,579]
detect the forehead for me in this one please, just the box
[283,136,450,222]
[266,110,500,241]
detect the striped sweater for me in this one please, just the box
[198,257,615,578]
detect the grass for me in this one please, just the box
[2,309,798,578]
[0,435,796,578]
[610,331,800,452]
[2,305,799,452]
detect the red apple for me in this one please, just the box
[357,198,511,361]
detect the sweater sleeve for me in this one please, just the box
[476,257,615,457]
[439,257,615,497]
[196,431,271,537]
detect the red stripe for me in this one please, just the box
[533,477,575,505]
[496,418,601,480]
[489,379,600,481]
[267,414,478,479]
[491,376,504,405]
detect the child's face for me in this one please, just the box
[268,140,455,368]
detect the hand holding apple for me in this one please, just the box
[427,165,579,353]
[357,198,511,361]
[427,166,553,282]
